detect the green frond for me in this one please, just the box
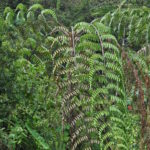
[58,79,79,89]
[71,113,85,127]
[4,7,14,24]
[103,42,119,53]
[76,64,90,72]
[16,11,26,25]
[90,54,104,63]
[27,11,35,21]
[16,3,27,12]
[57,68,76,76]
[103,142,114,150]
[130,53,148,72]
[75,54,90,62]
[112,127,126,137]
[28,4,44,12]
[74,22,94,34]
[31,54,43,65]
[111,117,126,127]
[41,9,57,22]
[52,26,69,36]
[4,7,13,16]
[91,88,108,101]
[84,147,92,150]
[65,103,78,115]
[55,35,69,45]
[101,34,118,44]
[53,57,75,74]
[114,135,127,143]
[80,34,99,42]
[117,144,128,150]
[92,22,110,34]
[101,132,113,144]
[78,41,100,51]
[104,52,122,65]
[110,106,123,116]
[45,36,56,43]
[95,111,109,122]
[62,89,79,104]
[26,38,37,49]
[110,95,125,105]
[106,71,121,82]
[98,123,109,134]
[106,62,122,76]
[52,47,72,58]
[107,84,125,97]
[72,136,88,150]
[71,125,86,142]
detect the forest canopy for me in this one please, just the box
[0,0,150,150]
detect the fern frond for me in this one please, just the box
[52,47,72,58]
[71,113,84,127]
[74,22,94,34]
[103,42,119,53]
[16,3,27,12]
[41,9,57,22]
[28,4,43,12]
[53,57,75,74]
[72,136,88,150]
[51,26,69,36]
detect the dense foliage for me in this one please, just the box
[0,1,150,150]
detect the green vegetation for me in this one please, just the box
[0,0,150,150]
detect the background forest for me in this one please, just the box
[0,0,150,150]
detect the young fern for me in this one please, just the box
[52,23,102,149]
[79,21,133,150]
